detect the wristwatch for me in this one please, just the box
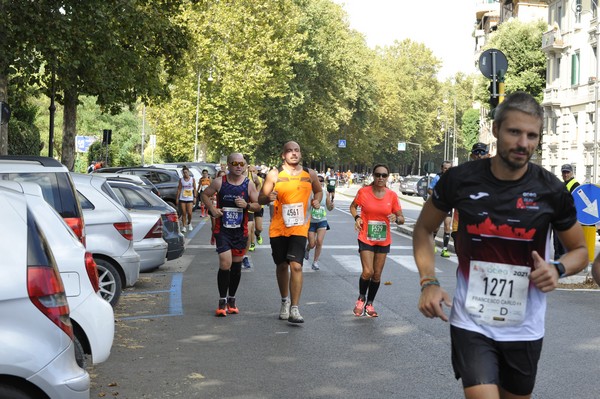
[550,260,566,278]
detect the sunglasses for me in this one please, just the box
[374,173,388,178]
[472,149,487,156]
[229,161,245,167]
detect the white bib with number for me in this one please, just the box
[465,261,530,327]
[282,202,304,227]
[222,207,243,228]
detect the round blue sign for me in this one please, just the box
[572,184,600,225]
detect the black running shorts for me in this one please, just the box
[270,235,307,265]
[357,239,390,254]
[450,326,543,396]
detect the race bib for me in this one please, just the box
[328,180,336,188]
[222,207,243,228]
[367,221,387,241]
[282,202,304,227]
[200,185,209,191]
[183,189,193,197]
[311,207,325,221]
[465,261,530,327]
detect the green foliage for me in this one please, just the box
[481,19,547,103]
[462,108,481,151]
[8,120,41,155]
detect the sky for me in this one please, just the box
[333,0,477,80]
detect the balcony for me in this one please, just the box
[542,30,567,53]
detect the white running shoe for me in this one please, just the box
[188,223,193,231]
[181,226,187,233]
[288,306,304,323]
[279,299,290,320]
[311,261,320,271]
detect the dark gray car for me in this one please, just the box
[108,180,185,261]
[96,167,180,209]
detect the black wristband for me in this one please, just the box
[354,214,360,221]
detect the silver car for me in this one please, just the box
[108,180,185,262]
[0,181,115,368]
[74,173,167,273]
[71,173,141,307]
[0,186,90,398]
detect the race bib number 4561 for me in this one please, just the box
[465,261,530,327]
[282,202,304,227]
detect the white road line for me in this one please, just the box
[332,255,363,273]
[387,255,442,273]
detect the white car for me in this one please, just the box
[0,181,115,367]
[0,185,90,398]
[71,173,141,307]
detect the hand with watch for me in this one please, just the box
[550,260,566,278]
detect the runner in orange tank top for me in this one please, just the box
[258,141,322,323]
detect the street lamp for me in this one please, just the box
[194,68,214,162]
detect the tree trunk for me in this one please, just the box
[0,74,8,155]
[61,89,78,170]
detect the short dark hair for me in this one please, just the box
[494,92,543,132]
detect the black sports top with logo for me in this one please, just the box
[432,158,577,342]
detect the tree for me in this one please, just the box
[5,1,190,168]
[479,19,547,103]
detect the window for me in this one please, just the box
[576,0,582,23]
[572,52,580,86]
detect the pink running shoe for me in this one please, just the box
[353,298,365,316]
[365,303,378,317]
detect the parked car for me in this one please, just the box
[0,181,115,369]
[108,180,185,261]
[157,162,219,178]
[71,173,141,307]
[399,175,423,196]
[0,156,85,245]
[95,166,180,209]
[74,173,167,273]
[100,173,160,196]
[0,187,90,398]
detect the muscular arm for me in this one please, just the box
[530,222,588,292]
[258,169,278,205]
[413,199,452,321]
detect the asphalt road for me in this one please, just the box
[89,188,600,399]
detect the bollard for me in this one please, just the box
[582,225,596,263]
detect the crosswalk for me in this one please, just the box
[331,253,447,274]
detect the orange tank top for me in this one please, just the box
[269,166,313,237]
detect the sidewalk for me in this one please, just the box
[335,183,596,282]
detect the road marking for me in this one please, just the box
[332,255,363,272]
[387,255,442,273]
[120,272,183,321]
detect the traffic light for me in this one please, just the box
[488,81,499,108]
[102,129,112,145]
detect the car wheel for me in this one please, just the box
[95,258,122,307]
[73,336,88,369]
[0,384,37,399]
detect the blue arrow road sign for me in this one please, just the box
[572,184,600,225]
[338,139,346,148]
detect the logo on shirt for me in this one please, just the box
[516,192,539,210]
[469,192,489,200]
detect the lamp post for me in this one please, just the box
[141,105,146,165]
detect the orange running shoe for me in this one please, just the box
[353,298,365,316]
[215,299,227,317]
[227,298,239,314]
[365,303,378,317]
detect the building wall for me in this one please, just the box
[541,0,599,183]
